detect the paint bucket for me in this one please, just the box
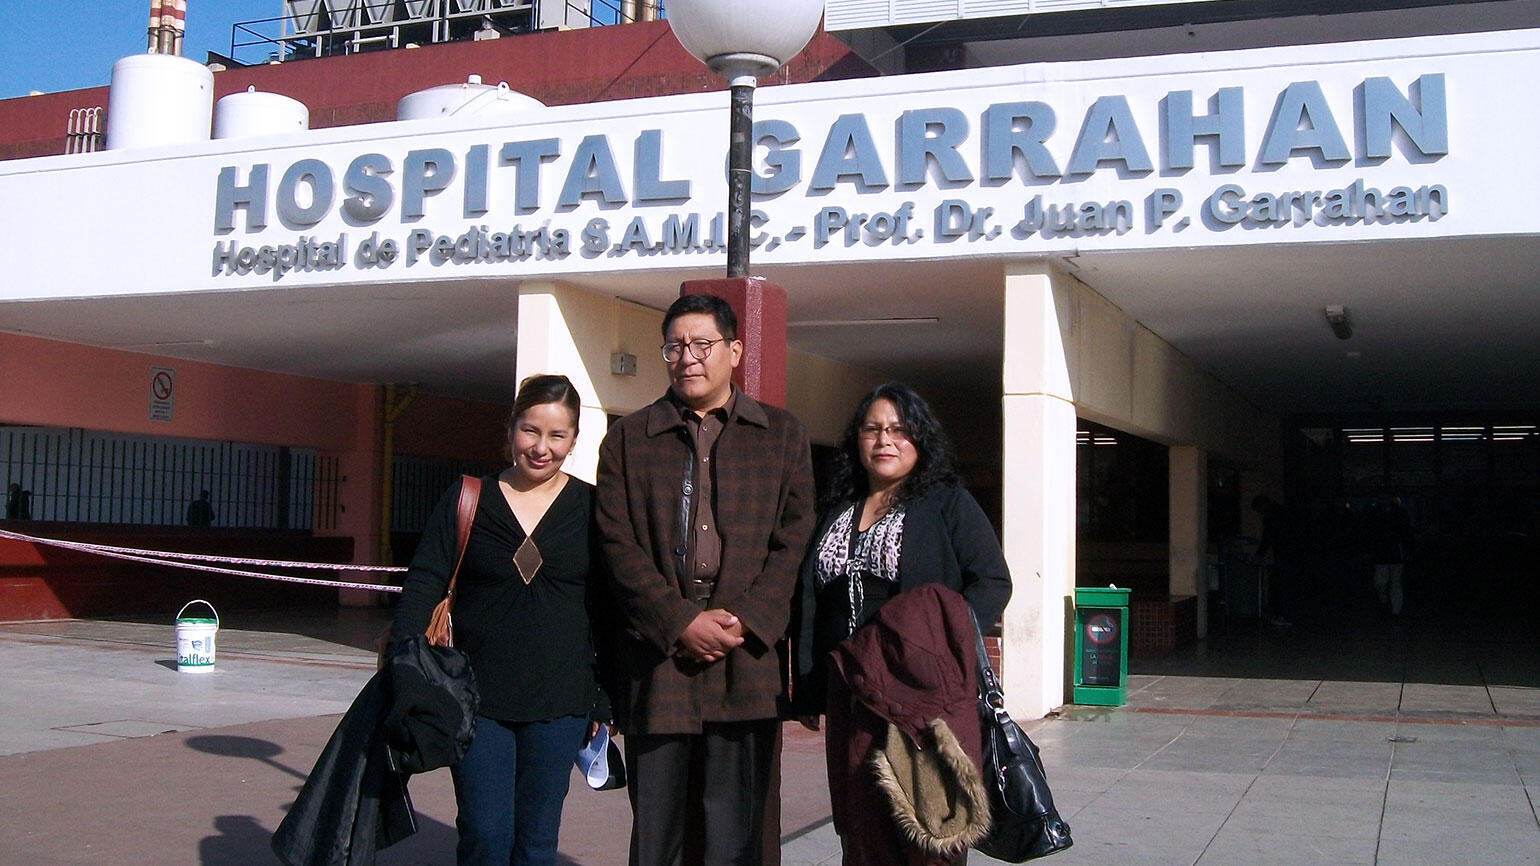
[175,599,219,673]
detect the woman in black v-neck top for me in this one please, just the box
[392,374,612,866]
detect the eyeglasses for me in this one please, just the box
[858,423,911,442]
[661,338,726,363]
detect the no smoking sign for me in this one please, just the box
[149,366,175,422]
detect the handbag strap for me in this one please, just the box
[445,474,481,605]
[967,607,1007,708]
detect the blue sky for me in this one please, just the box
[1,0,278,99]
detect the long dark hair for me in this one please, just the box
[824,382,958,508]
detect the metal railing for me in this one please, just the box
[0,425,337,530]
[389,454,501,532]
[229,0,645,66]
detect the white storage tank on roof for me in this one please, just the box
[214,87,310,140]
[396,75,544,121]
[105,53,214,150]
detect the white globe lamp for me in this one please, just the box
[666,0,824,87]
[666,0,823,275]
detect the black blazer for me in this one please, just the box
[791,483,1012,714]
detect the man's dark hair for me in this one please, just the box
[661,293,737,341]
[825,382,959,507]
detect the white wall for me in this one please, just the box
[1000,259,1273,716]
[786,349,887,444]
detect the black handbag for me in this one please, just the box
[969,610,1073,862]
[382,475,481,773]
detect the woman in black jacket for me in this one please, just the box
[391,374,610,866]
[792,382,1012,865]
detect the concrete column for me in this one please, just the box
[680,276,788,406]
[515,284,612,485]
[1169,445,1210,638]
[333,382,386,605]
[1001,264,1078,719]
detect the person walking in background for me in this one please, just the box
[186,489,215,526]
[1363,496,1414,617]
[595,293,816,866]
[391,374,612,866]
[791,382,1012,865]
[6,483,31,520]
[1251,494,1300,628]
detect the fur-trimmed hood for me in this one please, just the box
[832,584,991,856]
[869,718,992,855]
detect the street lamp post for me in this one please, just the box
[666,0,823,277]
[662,8,825,859]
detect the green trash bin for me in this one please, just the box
[1073,586,1131,706]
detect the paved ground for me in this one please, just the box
[1,603,1536,864]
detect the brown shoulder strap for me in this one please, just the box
[445,474,481,601]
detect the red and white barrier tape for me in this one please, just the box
[0,527,405,594]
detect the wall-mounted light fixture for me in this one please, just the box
[1324,305,1353,340]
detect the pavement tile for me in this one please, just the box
[1490,686,1540,719]
[1179,713,1298,737]
[1205,677,1321,712]
[1305,680,1403,715]
[1263,737,1392,780]
[1382,780,1540,831]
[1220,775,1386,837]
[1126,675,1242,710]
[1080,768,1255,815]
[1287,717,1400,743]
[1507,727,1540,783]
[1058,706,1194,732]
[779,822,842,866]
[1394,720,1508,744]
[1387,722,1523,783]
[1046,764,1130,796]
[1400,682,1499,717]
[1139,737,1283,774]
[1375,826,1540,865]
[1053,743,1178,772]
[1390,761,1523,785]
[1042,836,1209,866]
[1196,831,1377,865]
[54,718,205,738]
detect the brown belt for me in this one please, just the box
[689,577,716,608]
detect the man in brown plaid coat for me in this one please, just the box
[596,293,816,866]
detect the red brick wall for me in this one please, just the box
[1129,595,1198,659]
[0,528,354,621]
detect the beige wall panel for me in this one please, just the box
[786,350,886,446]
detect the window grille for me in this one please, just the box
[0,425,339,530]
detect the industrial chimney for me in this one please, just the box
[147,0,187,55]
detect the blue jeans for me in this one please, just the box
[451,714,588,866]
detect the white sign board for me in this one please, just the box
[149,366,175,422]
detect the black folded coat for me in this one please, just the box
[383,635,479,774]
[271,635,478,866]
